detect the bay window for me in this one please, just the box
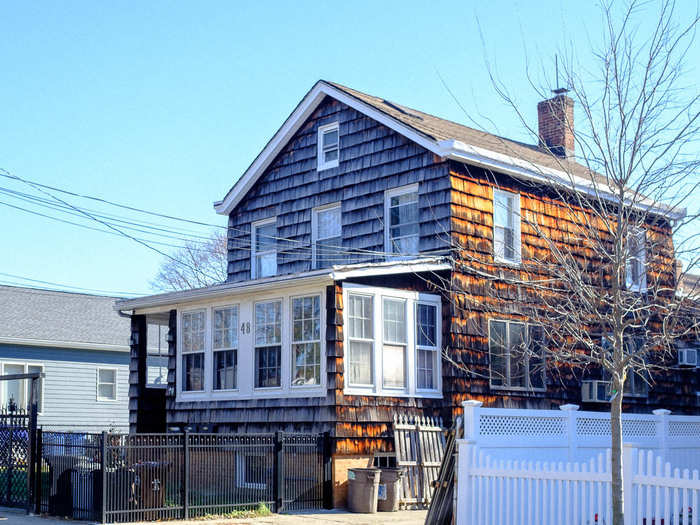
[292,295,322,386]
[182,310,206,392]
[213,305,238,390]
[255,300,282,388]
[344,284,442,397]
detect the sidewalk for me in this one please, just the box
[0,507,427,525]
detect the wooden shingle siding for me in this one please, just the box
[226,97,451,282]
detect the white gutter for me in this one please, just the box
[0,336,129,353]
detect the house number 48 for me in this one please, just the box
[241,322,250,334]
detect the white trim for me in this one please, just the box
[212,81,683,221]
[0,361,45,414]
[311,202,342,269]
[384,183,420,258]
[251,217,277,280]
[492,188,522,265]
[0,336,129,352]
[342,283,442,398]
[96,367,118,402]
[317,121,339,171]
[212,304,239,391]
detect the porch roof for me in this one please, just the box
[114,257,451,314]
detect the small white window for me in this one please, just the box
[312,204,342,269]
[347,294,374,386]
[626,228,647,292]
[252,219,277,279]
[493,189,521,264]
[182,310,206,392]
[385,184,419,257]
[213,305,239,390]
[317,122,339,171]
[97,368,117,401]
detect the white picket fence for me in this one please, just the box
[457,442,700,525]
[456,401,700,525]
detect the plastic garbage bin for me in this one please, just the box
[347,467,381,513]
[377,468,405,512]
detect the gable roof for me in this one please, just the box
[214,80,684,220]
[0,285,161,352]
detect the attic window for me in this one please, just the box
[317,122,339,171]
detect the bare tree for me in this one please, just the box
[435,2,700,523]
[151,230,228,291]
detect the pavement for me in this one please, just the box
[0,507,427,525]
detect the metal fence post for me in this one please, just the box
[34,428,42,515]
[273,431,284,513]
[182,430,190,520]
[322,432,333,509]
[101,431,107,524]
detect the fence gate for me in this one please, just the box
[392,414,445,508]
[0,410,31,508]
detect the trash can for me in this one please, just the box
[377,468,404,512]
[347,467,381,513]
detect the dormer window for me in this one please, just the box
[317,122,339,171]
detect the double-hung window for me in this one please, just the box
[252,219,277,279]
[97,368,117,401]
[382,298,407,389]
[493,189,521,264]
[254,300,282,388]
[489,320,545,390]
[626,228,647,292]
[347,294,374,386]
[182,310,206,392]
[385,185,419,257]
[416,303,438,390]
[317,122,339,171]
[213,305,238,390]
[292,295,321,386]
[312,204,342,269]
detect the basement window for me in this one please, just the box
[493,189,521,264]
[317,122,339,171]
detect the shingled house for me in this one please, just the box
[115,80,698,506]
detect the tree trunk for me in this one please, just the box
[610,378,624,525]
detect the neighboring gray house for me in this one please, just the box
[0,285,167,432]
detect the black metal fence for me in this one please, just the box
[0,424,30,507]
[34,430,331,523]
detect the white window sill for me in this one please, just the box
[493,256,522,267]
[344,388,443,399]
[489,384,547,393]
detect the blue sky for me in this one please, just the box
[1,1,698,296]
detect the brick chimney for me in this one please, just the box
[537,89,575,159]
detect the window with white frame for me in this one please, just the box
[252,219,277,279]
[317,122,339,171]
[493,189,521,264]
[344,285,442,397]
[382,298,407,389]
[626,228,647,292]
[312,204,342,269]
[97,368,117,401]
[347,294,374,386]
[385,185,419,256]
[489,320,545,390]
[292,295,321,386]
[416,303,438,390]
[255,300,282,388]
[1,363,43,412]
[182,310,206,392]
[213,305,238,390]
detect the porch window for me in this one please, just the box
[252,219,277,279]
[97,368,117,401]
[1,363,43,412]
[385,185,419,257]
[213,305,238,390]
[416,303,438,390]
[317,122,339,171]
[382,298,406,389]
[493,189,521,264]
[489,320,545,390]
[292,295,321,386]
[255,300,282,388]
[312,204,342,269]
[626,228,647,292]
[347,294,374,386]
[182,310,206,392]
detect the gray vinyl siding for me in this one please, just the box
[0,343,129,432]
[226,96,452,282]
